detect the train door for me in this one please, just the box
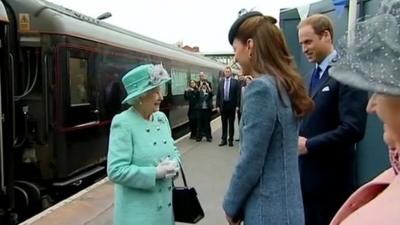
[0,11,6,220]
[53,45,108,180]
[0,1,18,223]
[64,49,98,127]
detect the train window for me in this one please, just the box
[170,68,187,96]
[69,57,89,106]
[190,72,199,81]
[160,83,168,96]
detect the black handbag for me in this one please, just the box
[173,164,205,223]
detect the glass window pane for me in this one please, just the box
[171,68,187,96]
[69,58,89,106]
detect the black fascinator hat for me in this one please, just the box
[228,11,263,45]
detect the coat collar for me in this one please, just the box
[330,169,399,225]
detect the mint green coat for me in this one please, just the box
[107,108,181,225]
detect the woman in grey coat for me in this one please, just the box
[223,12,314,225]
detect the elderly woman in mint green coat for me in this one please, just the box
[107,64,181,225]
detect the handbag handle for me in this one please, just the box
[177,162,188,187]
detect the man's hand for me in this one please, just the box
[298,136,308,155]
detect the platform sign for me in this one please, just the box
[171,68,187,95]
[19,13,30,32]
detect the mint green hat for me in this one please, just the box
[121,64,171,105]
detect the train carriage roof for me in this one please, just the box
[0,2,8,23]
[9,0,229,71]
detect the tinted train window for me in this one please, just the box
[171,68,187,96]
[160,83,168,96]
[190,72,199,81]
[69,58,89,106]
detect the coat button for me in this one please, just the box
[158,205,162,210]
[163,139,167,144]
[157,126,160,131]
[146,128,150,132]
[168,202,172,207]
[153,141,157,146]
[168,186,172,191]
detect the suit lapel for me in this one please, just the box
[220,79,224,96]
[306,71,312,94]
[229,79,234,100]
[311,68,331,98]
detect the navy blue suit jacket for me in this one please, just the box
[299,67,368,195]
[216,78,240,111]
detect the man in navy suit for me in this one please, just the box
[216,66,240,147]
[297,14,368,225]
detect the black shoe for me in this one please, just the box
[218,141,227,146]
[235,138,240,142]
[229,142,234,147]
[196,138,201,142]
[190,136,196,140]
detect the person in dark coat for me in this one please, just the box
[195,82,213,142]
[198,71,213,91]
[297,14,369,225]
[216,66,240,147]
[184,80,199,139]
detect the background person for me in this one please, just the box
[223,12,313,225]
[195,82,213,142]
[236,75,246,123]
[102,69,123,118]
[107,64,180,225]
[297,14,368,225]
[216,66,240,147]
[198,71,212,91]
[184,80,199,139]
[236,75,253,142]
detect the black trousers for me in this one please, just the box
[197,109,212,139]
[303,190,350,225]
[221,108,235,142]
[188,110,198,138]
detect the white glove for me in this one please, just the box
[156,159,179,179]
[164,159,180,179]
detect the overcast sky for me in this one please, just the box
[48,0,321,52]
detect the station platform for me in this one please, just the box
[20,118,240,225]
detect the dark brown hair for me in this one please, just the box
[236,15,314,118]
[297,14,334,42]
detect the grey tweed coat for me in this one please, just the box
[223,75,305,225]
